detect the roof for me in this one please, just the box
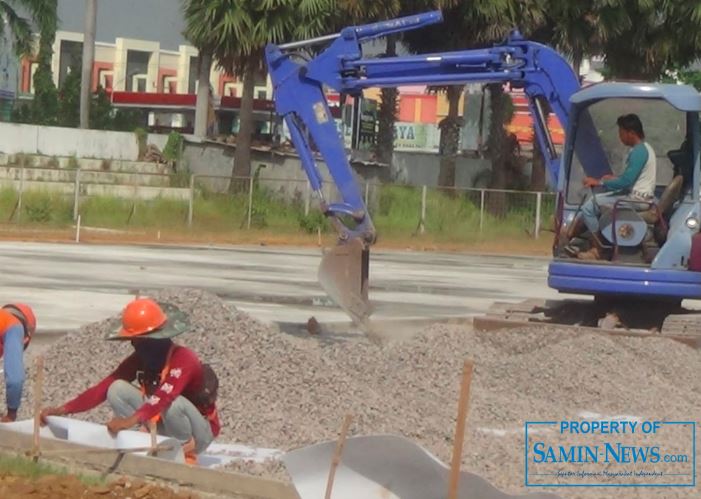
[570,82,701,111]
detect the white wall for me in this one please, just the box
[0,122,171,160]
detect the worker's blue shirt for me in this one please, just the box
[602,143,649,192]
[3,324,25,411]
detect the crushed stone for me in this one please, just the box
[4,288,699,499]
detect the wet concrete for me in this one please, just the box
[0,241,564,332]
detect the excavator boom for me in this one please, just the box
[265,11,605,326]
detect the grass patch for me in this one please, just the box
[0,187,19,221]
[370,184,555,243]
[80,195,190,229]
[0,183,555,245]
[0,453,103,486]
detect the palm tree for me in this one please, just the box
[183,0,332,184]
[598,0,701,80]
[526,0,701,188]
[401,0,542,191]
[536,1,617,78]
[1,0,58,124]
[335,1,401,164]
[29,0,57,125]
[0,0,44,57]
[526,0,600,190]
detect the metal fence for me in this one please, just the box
[0,165,557,242]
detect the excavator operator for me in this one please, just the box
[564,113,657,260]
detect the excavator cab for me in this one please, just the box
[550,83,701,300]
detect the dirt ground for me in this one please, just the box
[0,225,553,256]
[0,473,200,499]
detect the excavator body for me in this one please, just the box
[265,11,701,338]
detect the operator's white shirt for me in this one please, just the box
[630,142,656,198]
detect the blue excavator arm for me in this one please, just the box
[264,11,600,325]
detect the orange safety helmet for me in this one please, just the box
[115,298,168,339]
[108,297,191,341]
[3,303,37,348]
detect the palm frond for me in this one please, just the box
[0,0,33,56]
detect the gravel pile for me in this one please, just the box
[5,288,700,499]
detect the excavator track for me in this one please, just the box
[473,298,701,349]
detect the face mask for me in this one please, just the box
[131,338,173,372]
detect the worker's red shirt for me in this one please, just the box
[62,345,220,437]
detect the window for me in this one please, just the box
[223,83,237,97]
[99,70,113,91]
[132,74,147,93]
[188,56,199,94]
[567,98,687,204]
[163,75,177,94]
[58,40,82,87]
[254,69,267,87]
[126,50,150,92]
[29,63,38,94]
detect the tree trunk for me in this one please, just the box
[530,128,546,191]
[79,0,96,129]
[437,85,463,191]
[530,97,550,191]
[376,35,397,165]
[571,49,582,82]
[194,50,212,137]
[231,63,256,189]
[487,83,507,216]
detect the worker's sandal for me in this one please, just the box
[577,247,601,260]
[563,243,581,257]
[182,437,197,465]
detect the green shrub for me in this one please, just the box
[163,132,183,163]
[298,210,330,234]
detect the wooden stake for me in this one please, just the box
[324,414,353,499]
[149,420,158,456]
[32,355,45,462]
[448,359,474,499]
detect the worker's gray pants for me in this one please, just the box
[106,379,214,454]
[580,191,655,233]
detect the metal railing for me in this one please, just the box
[0,164,556,240]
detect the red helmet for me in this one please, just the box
[116,298,168,338]
[3,303,37,347]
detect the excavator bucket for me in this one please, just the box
[317,238,372,326]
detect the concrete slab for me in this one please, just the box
[0,167,171,187]
[0,425,298,499]
[0,241,563,333]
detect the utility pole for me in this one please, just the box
[80,0,97,129]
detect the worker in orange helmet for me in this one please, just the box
[0,303,36,422]
[40,297,220,464]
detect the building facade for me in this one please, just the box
[16,0,274,132]
[7,1,606,150]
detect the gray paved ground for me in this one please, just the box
[0,241,563,331]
